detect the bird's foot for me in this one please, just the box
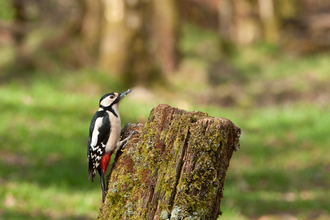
[118,130,137,151]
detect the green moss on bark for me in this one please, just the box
[98,104,240,220]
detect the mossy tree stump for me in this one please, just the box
[98,104,241,220]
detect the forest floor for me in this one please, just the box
[0,24,330,220]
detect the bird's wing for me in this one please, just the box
[88,111,111,182]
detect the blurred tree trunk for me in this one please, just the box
[81,0,103,59]
[218,0,232,42]
[98,0,180,86]
[122,0,158,86]
[217,0,235,55]
[258,0,278,43]
[151,0,180,73]
[231,0,261,45]
[99,104,241,219]
[12,0,31,67]
[12,0,26,46]
[98,0,129,75]
[218,0,280,48]
[217,0,262,58]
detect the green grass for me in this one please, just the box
[1,23,330,219]
[0,82,97,219]
[0,72,153,219]
[212,105,330,219]
[0,70,329,219]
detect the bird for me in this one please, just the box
[87,89,135,202]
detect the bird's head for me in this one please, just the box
[99,89,132,109]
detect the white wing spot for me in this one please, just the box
[91,117,103,147]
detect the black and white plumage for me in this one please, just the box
[87,89,135,202]
[87,110,110,180]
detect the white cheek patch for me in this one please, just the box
[101,98,111,107]
[100,94,119,107]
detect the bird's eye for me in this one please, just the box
[110,95,114,99]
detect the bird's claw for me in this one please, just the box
[120,130,137,150]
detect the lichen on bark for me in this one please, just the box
[98,104,241,220]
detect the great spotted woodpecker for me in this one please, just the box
[87,89,135,202]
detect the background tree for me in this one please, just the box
[1,0,330,81]
[99,0,180,86]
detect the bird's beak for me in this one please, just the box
[119,89,132,100]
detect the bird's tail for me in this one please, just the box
[88,160,95,182]
[99,169,106,202]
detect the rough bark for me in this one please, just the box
[99,104,241,220]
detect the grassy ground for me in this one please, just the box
[0,70,162,220]
[1,25,330,220]
[0,69,329,220]
[217,104,330,220]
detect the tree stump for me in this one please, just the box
[98,104,241,220]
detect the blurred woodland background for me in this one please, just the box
[1,0,330,105]
[0,0,330,220]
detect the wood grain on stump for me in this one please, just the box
[98,104,241,220]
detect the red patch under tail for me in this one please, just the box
[99,151,113,174]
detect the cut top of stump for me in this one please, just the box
[99,104,241,220]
